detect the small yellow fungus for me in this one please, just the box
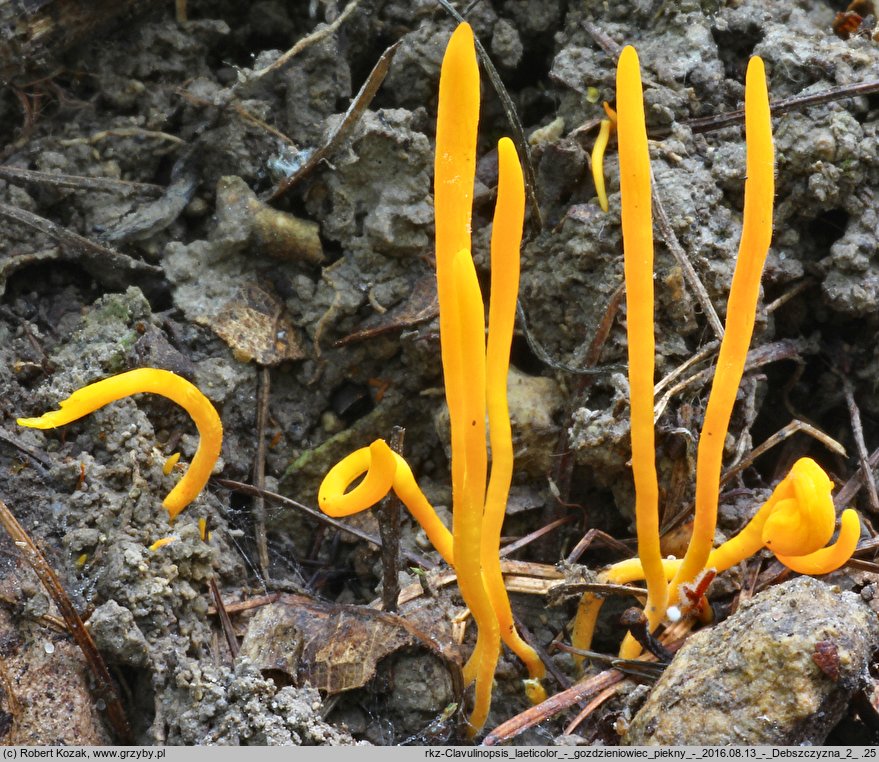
[591,102,617,213]
[667,55,775,608]
[18,368,222,521]
[75,553,88,567]
[148,536,177,551]
[163,452,181,475]
[615,46,667,658]
[434,21,480,518]
[198,516,211,542]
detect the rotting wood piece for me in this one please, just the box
[0,0,157,83]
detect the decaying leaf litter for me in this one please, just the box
[1,0,879,746]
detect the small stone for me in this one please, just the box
[624,577,879,745]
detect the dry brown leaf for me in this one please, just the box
[211,283,306,365]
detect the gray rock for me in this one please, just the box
[88,600,151,668]
[624,577,879,745]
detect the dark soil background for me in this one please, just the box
[0,0,878,747]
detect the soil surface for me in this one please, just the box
[1,0,878,747]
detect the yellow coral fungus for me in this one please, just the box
[616,46,667,655]
[572,50,859,662]
[163,452,181,475]
[667,55,775,608]
[434,21,480,516]
[18,368,222,521]
[317,22,544,733]
[591,102,617,213]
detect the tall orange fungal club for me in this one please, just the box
[666,55,775,609]
[615,46,667,658]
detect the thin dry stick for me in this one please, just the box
[583,19,879,138]
[268,39,400,200]
[719,419,847,487]
[482,669,626,745]
[564,683,623,735]
[676,79,879,137]
[0,165,163,196]
[765,278,815,314]
[0,651,20,716]
[208,576,239,658]
[652,168,724,340]
[0,202,162,278]
[565,527,633,564]
[251,1,359,81]
[213,478,437,569]
[59,127,185,147]
[653,338,807,421]
[0,500,131,742]
[654,340,720,397]
[253,366,271,577]
[377,427,405,612]
[498,516,574,558]
[835,445,879,509]
[842,377,879,513]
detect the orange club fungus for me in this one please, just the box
[572,48,861,660]
[317,22,544,733]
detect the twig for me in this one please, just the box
[512,613,570,692]
[268,39,400,201]
[719,419,847,488]
[482,669,626,745]
[0,500,131,742]
[516,300,626,376]
[0,201,162,285]
[565,527,633,564]
[499,515,574,558]
[377,427,405,612]
[553,582,647,600]
[0,429,53,470]
[653,338,808,421]
[654,340,720,397]
[563,683,622,735]
[0,165,163,196]
[652,167,724,340]
[765,278,816,314]
[619,607,673,661]
[582,20,879,139]
[213,478,438,570]
[835,445,879,509]
[842,377,879,513]
[674,79,879,138]
[549,284,626,520]
[250,1,360,82]
[253,367,271,577]
[59,127,185,147]
[208,577,239,658]
[0,651,20,717]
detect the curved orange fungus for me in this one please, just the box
[18,367,222,521]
